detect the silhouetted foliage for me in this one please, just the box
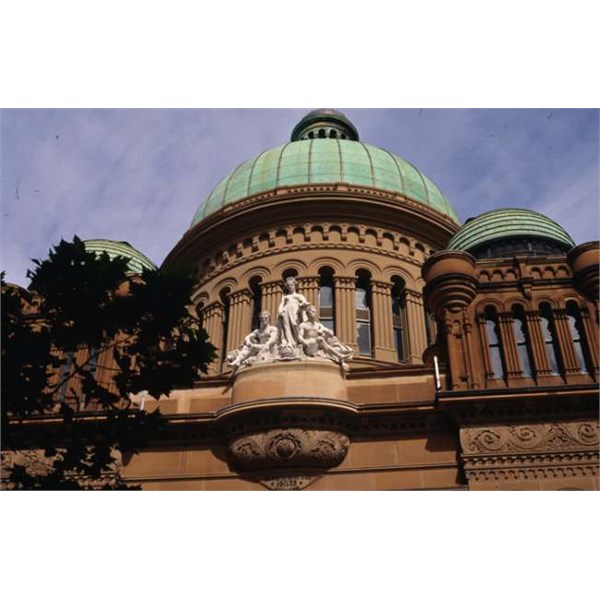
[1,237,216,490]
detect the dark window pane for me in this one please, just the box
[357,323,371,356]
[320,319,334,334]
[319,285,333,308]
[394,328,405,361]
[489,346,504,379]
[356,288,369,310]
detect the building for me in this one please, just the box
[4,109,599,490]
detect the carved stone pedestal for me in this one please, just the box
[231,360,349,405]
[225,361,352,489]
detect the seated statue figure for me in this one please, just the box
[298,305,354,364]
[227,311,278,373]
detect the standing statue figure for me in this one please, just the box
[277,276,310,351]
[227,311,279,373]
[298,305,354,364]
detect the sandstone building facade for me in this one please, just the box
[4,110,599,490]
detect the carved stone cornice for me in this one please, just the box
[227,428,350,473]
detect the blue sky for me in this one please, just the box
[1,108,598,286]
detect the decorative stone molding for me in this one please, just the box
[460,421,598,455]
[459,421,599,486]
[227,428,350,472]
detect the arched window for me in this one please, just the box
[391,276,407,362]
[282,268,298,280]
[329,129,337,138]
[484,306,505,379]
[512,305,533,377]
[220,288,231,370]
[539,302,560,375]
[318,267,335,333]
[566,301,590,373]
[249,276,262,330]
[356,270,372,356]
[318,129,326,139]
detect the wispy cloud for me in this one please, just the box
[1,108,598,286]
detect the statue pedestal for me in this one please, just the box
[231,360,348,405]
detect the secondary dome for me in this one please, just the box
[190,110,460,228]
[83,239,157,274]
[447,208,575,258]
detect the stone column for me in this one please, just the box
[442,311,461,390]
[497,312,522,380]
[462,314,480,389]
[227,290,253,355]
[525,310,554,378]
[260,280,282,325]
[553,308,582,376]
[298,275,320,308]
[579,307,599,378]
[200,301,225,375]
[334,276,358,350]
[371,279,396,362]
[405,289,428,365]
[476,314,495,383]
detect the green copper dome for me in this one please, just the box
[447,208,575,254]
[190,111,460,228]
[83,239,157,274]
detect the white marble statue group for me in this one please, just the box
[227,276,354,374]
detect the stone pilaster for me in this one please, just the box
[405,289,427,365]
[579,307,599,379]
[297,276,320,309]
[525,310,554,379]
[476,314,495,383]
[227,290,253,355]
[553,308,583,377]
[260,280,282,326]
[462,314,480,389]
[370,279,396,363]
[497,312,522,379]
[333,276,358,350]
[199,301,225,375]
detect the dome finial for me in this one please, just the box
[291,109,359,142]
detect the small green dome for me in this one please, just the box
[83,239,157,274]
[191,110,460,228]
[447,208,575,254]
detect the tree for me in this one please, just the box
[1,237,216,490]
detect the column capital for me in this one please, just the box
[370,279,394,291]
[333,275,357,290]
[260,280,282,293]
[229,289,253,304]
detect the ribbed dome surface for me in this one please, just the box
[447,208,575,253]
[83,239,157,274]
[190,139,460,227]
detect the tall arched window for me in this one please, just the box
[484,306,505,379]
[318,267,335,333]
[540,302,560,375]
[356,270,372,356]
[220,288,231,370]
[391,276,407,362]
[249,276,262,330]
[566,301,590,373]
[512,305,533,377]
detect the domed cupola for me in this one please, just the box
[290,109,360,141]
[190,109,460,228]
[446,208,575,258]
[83,239,157,274]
